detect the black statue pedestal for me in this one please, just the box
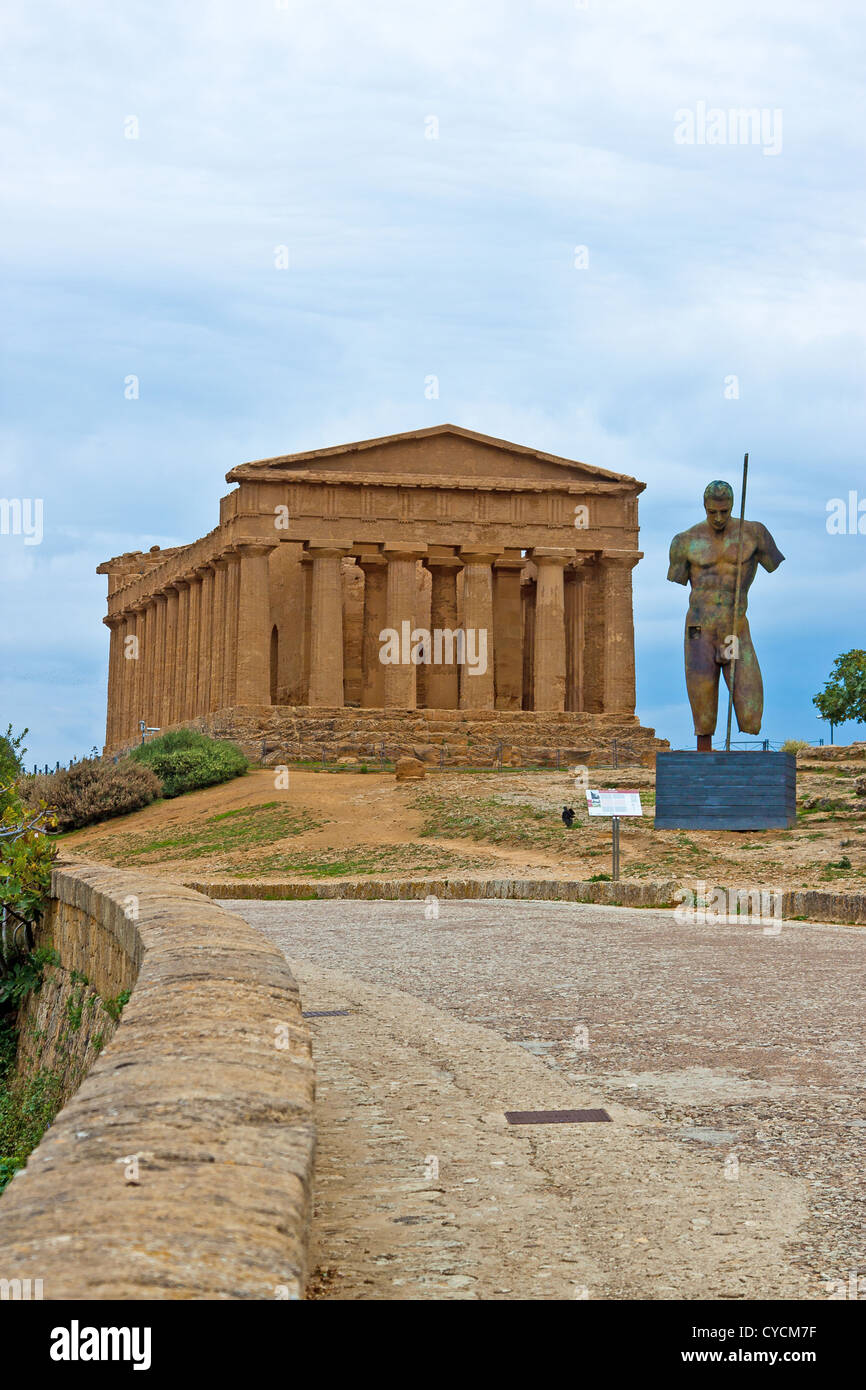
[654,751,796,831]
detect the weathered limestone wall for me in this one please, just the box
[14,892,138,1109]
[186,704,668,768]
[0,859,315,1301]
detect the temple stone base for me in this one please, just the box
[179,706,669,768]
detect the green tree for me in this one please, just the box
[812,650,866,726]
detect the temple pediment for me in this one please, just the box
[227,424,641,491]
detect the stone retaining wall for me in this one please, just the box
[185,875,866,925]
[189,876,683,907]
[13,883,139,1109]
[0,859,315,1300]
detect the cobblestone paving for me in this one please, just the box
[222,900,865,1301]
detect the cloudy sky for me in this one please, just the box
[2,0,864,767]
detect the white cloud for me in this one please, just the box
[2,0,865,760]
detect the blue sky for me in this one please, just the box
[2,0,864,767]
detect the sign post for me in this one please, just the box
[585,789,643,880]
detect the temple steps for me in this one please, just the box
[186,706,668,768]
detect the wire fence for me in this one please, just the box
[26,733,833,780]
[26,747,102,776]
[728,739,827,751]
[266,736,631,773]
[267,733,836,770]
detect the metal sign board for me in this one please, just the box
[585,789,643,817]
[505,1109,612,1125]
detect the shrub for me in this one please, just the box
[129,728,247,799]
[24,757,161,832]
[1,789,56,929]
[781,739,811,755]
[0,1067,63,1194]
[0,725,27,816]
[0,948,59,1008]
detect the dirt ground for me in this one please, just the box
[62,753,866,895]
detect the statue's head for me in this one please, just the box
[703,480,734,532]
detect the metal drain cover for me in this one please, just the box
[505,1108,612,1125]
[302,1010,351,1018]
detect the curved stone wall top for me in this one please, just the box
[0,859,315,1301]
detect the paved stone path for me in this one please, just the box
[221,899,865,1301]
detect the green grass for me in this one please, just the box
[413,793,580,849]
[75,802,326,864]
[225,842,479,878]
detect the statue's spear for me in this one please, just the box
[724,452,749,753]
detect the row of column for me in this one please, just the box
[106,540,638,748]
[302,544,638,715]
[105,543,274,748]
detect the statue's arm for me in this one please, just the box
[667,532,689,585]
[754,523,785,573]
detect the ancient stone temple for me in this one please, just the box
[99,425,667,764]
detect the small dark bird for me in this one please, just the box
[562,806,575,828]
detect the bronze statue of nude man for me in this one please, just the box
[668,481,784,750]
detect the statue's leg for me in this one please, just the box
[722,619,763,735]
[685,625,720,735]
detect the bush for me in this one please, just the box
[129,729,247,799]
[1,775,56,928]
[25,758,161,832]
[0,725,27,817]
[781,739,811,755]
[0,1067,63,1194]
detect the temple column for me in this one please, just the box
[358,556,387,707]
[152,593,168,730]
[234,543,276,705]
[164,585,180,726]
[521,573,536,710]
[582,558,605,714]
[209,559,228,712]
[175,580,190,722]
[383,546,425,709]
[197,567,214,717]
[301,553,313,703]
[564,556,589,712]
[223,550,240,706]
[104,616,122,748]
[532,550,570,712]
[306,545,350,707]
[185,575,201,718]
[141,599,157,732]
[459,550,496,710]
[599,550,641,714]
[119,613,137,743]
[493,558,524,711]
[423,555,461,709]
[130,602,147,738]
